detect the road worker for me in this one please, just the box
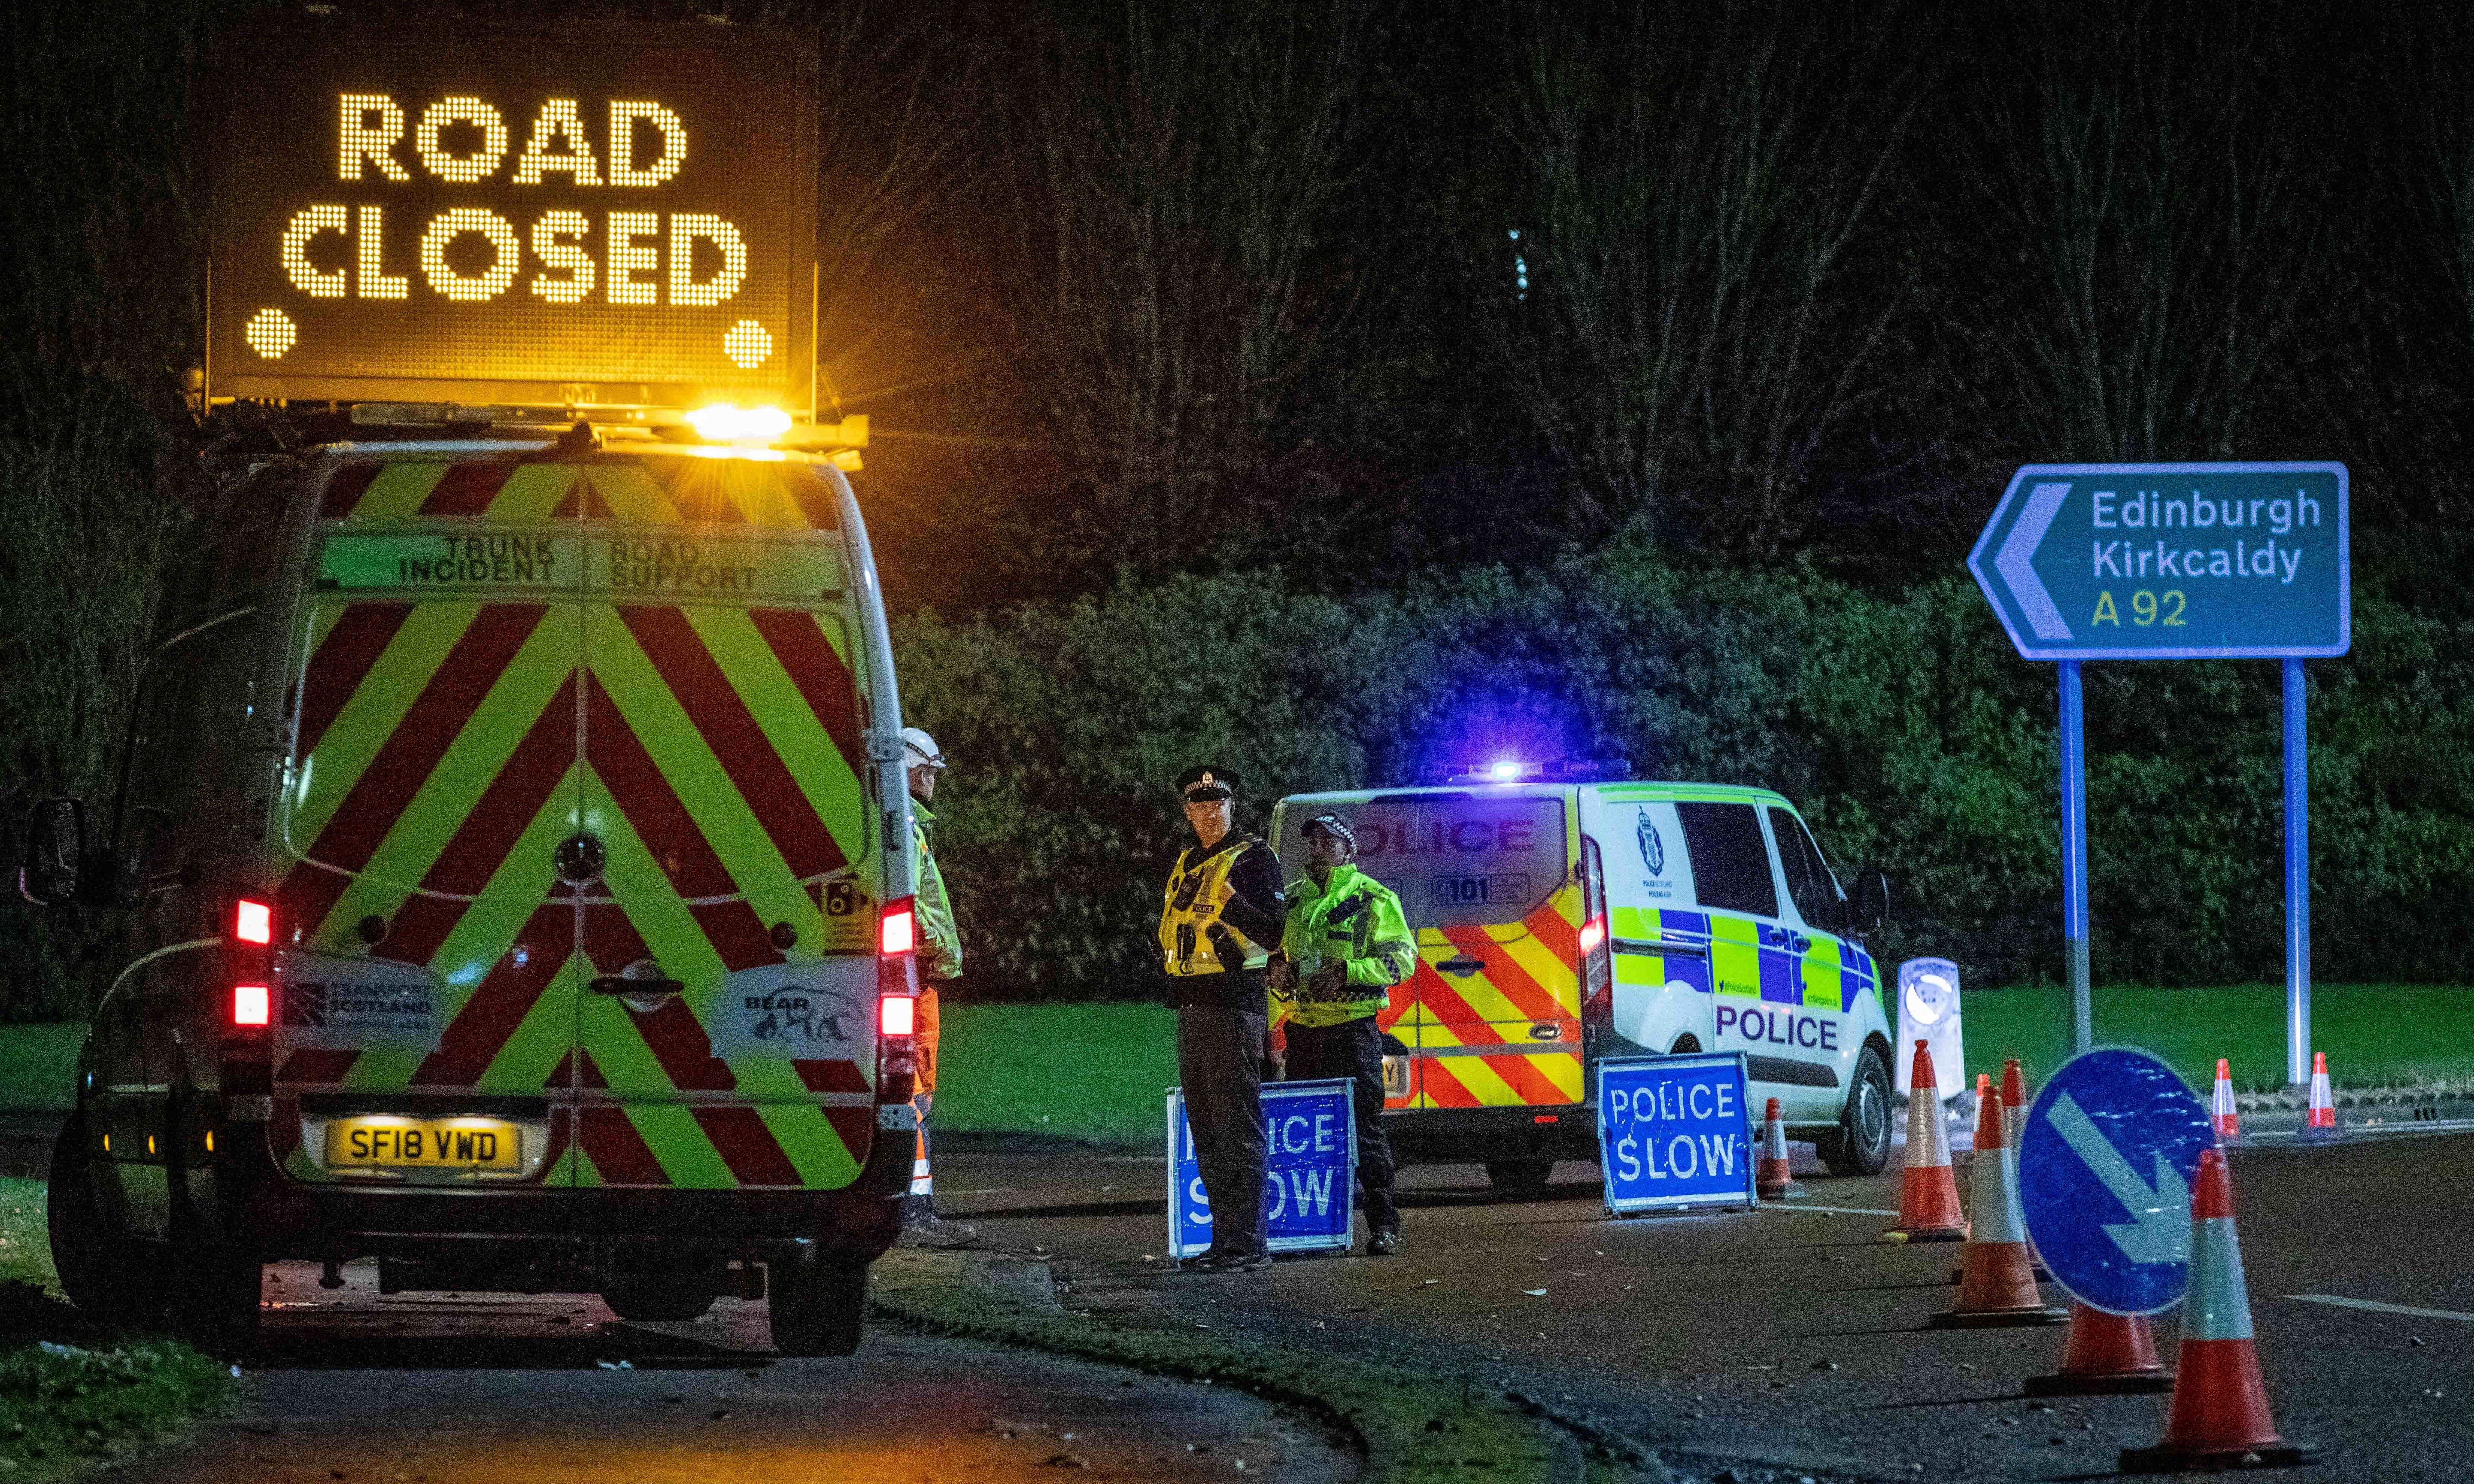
[899,726,975,1248]
[1268,811,1413,1255]
[1160,765,1287,1273]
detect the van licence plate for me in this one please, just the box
[324,1117,522,1170]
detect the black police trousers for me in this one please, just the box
[1178,998,1269,1258]
[1284,1015,1399,1234]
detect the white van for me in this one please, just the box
[1270,773,1894,1190]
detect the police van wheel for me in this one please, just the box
[47,1111,150,1327]
[768,1258,866,1357]
[1483,1159,1555,1195]
[1817,1045,1892,1178]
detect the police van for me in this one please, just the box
[1270,769,1895,1191]
[23,433,918,1355]
[17,19,925,1354]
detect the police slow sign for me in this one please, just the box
[205,18,816,412]
[1597,1053,1757,1215]
[1166,1080,1356,1260]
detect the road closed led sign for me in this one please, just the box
[206,20,816,412]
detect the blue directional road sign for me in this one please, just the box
[1596,1053,1756,1215]
[1166,1078,1356,1260]
[2018,1047,2218,1316]
[1969,463,2348,659]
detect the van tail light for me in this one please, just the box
[876,895,919,1103]
[223,892,277,1091]
[1578,836,1612,1025]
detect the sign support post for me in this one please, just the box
[1971,463,2348,1086]
[2059,661,2092,1054]
[2284,659,2310,1087]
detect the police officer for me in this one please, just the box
[1160,765,1286,1273]
[1269,812,1413,1256]
[899,726,976,1248]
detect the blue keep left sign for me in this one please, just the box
[1596,1053,1757,1215]
[2019,1046,2216,1316]
[1166,1079,1356,1260]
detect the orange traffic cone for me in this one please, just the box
[1755,1097,1802,1200]
[2212,1058,2245,1145]
[1929,1097,2065,1327]
[1961,1072,1995,1167]
[2295,1050,2345,1143]
[1885,1042,1968,1243]
[1959,1058,2048,1283]
[2024,1303,2174,1395]
[2120,1147,2318,1469]
[2000,1058,2030,1148]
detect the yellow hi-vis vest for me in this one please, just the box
[1159,836,1273,976]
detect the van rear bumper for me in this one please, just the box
[1380,1104,1600,1167]
[239,1109,911,1263]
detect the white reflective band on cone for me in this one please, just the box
[1967,1145,2028,1244]
[2186,1216,2256,1341]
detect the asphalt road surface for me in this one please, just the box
[934,1129,2474,1483]
[104,1259,1354,1484]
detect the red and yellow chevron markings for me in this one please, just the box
[274,456,874,1191]
[1400,889,1586,1110]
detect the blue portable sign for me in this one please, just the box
[1596,1053,1756,1215]
[1166,1078,1356,1260]
[2018,1046,2217,1316]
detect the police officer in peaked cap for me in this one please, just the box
[1159,765,1286,1272]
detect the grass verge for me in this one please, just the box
[1954,984,2474,1094]
[933,1002,1177,1146]
[0,1176,236,1479]
[0,1027,81,1113]
[869,1250,1617,1484]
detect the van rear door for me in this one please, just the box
[569,456,878,1191]
[1314,793,1583,1112]
[273,453,878,1192]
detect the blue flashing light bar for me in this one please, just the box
[1417,758,1634,786]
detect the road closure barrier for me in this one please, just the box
[2119,1147,2319,1471]
[2213,1059,2245,1145]
[1885,1042,1968,1243]
[2024,1302,2174,1396]
[2296,1051,2345,1143]
[1929,1097,2067,1328]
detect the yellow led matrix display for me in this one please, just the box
[206,20,816,412]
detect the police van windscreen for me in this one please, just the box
[1277,794,1568,931]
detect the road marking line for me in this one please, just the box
[939,1188,1018,1196]
[2285,1295,2474,1323]
[1752,1203,1898,1217]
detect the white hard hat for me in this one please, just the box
[901,726,947,770]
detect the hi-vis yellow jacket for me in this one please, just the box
[1277,864,1415,1029]
[1158,834,1281,977]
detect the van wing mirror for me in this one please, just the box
[1851,869,1892,935]
[19,798,86,905]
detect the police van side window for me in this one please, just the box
[1769,807,1844,935]
[1674,802,1776,918]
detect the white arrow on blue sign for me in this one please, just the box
[2018,1047,2218,1316]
